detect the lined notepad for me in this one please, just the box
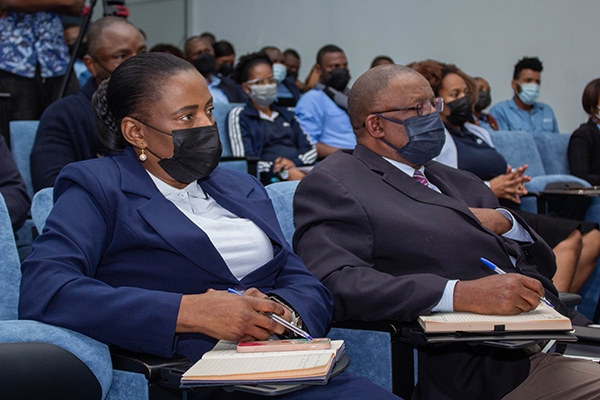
[419,303,572,333]
[181,340,345,385]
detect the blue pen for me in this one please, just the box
[227,288,313,340]
[479,257,554,309]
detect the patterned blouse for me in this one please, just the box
[0,12,70,78]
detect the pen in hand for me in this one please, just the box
[479,257,554,309]
[227,288,313,340]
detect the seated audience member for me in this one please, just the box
[302,63,320,93]
[261,46,301,107]
[295,45,356,158]
[569,78,600,185]
[283,48,305,92]
[489,56,559,133]
[293,64,600,399]
[62,14,92,86]
[199,31,216,46]
[0,0,82,121]
[185,36,246,104]
[472,76,499,131]
[149,43,184,59]
[213,40,235,77]
[412,59,600,293]
[228,53,316,185]
[18,52,398,400]
[30,16,146,192]
[0,135,30,231]
[370,55,394,69]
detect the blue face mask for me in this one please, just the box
[516,83,540,105]
[377,112,446,166]
[272,63,287,83]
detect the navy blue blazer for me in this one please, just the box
[19,148,333,362]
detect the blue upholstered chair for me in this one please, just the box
[213,102,259,175]
[488,130,590,214]
[265,181,413,396]
[9,121,38,199]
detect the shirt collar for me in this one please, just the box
[382,156,425,178]
[146,170,207,199]
[258,109,279,122]
[207,74,222,88]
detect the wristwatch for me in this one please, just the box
[269,295,305,333]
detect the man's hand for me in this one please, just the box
[489,164,531,204]
[176,288,286,342]
[454,274,545,315]
[469,207,512,235]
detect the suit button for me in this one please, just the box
[523,250,532,262]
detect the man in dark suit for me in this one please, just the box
[293,64,600,399]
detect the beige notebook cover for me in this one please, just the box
[418,303,572,333]
[181,340,344,383]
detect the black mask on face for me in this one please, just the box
[326,67,350,91]
[475,90,491,112]
[69,41,88,60]
[287,70,298,80]
[141,122,223,184]
[446,96,473,126]
[193,53,216,77]
[217,63,233,77]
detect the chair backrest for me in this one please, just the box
[9,120,39,199]
[212,103,244,158]
[0,193,22,321]
[31,187,54,234]
[264,181,300,247]
[488,130,546,177]
[533,133,572,175]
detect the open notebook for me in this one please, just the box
[181,339,345,387]
[419,303,572,333]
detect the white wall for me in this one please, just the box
[188,0,600,133]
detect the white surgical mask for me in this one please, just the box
[249,83,277,107]
[272,63,287,83]
[516,82,540,105]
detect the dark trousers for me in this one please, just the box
[0,67,79,121]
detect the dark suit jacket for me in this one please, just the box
[19,148,333,363]
[568,118,600,185]
[31,78,118,192]
[0,135,30,230]
[293,145,564,399]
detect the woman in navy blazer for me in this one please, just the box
[18,53,397,399]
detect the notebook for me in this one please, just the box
[418,303,572,333]
[180,339,345,387]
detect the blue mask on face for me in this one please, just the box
[272,63,287,83]
[516,83,540,105]
[377,112,446,166]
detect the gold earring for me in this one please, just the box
[139,147,147,162]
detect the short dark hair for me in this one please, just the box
[149,43,184,59]
[214,40,234,57]
[582,78,600,116]
[92,53,195,151]
[199,32,216,45]
[87,16,137,57]
[283,49,300,60]
[316,44,344,65]
[513,57,543,80]
[232,52,272,84]
[370,56,394,69]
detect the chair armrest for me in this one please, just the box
[109,346,189,381]
[559,292,582,307]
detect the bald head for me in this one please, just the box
[348,64,425,131]
[87,17,138,57]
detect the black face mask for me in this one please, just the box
[193,53,216,77]
[217,63,233,77]
[446,96,473,126]
[326,68,350,91]
[141,122,223,184]
[69,41,88,60]
[475,90,491,112]
[287,70,298,80]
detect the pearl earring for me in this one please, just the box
[139,147,147,162]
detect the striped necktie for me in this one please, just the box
[413,170,429,187]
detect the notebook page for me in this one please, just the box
[421,303,566,324]
[203,340,344,360]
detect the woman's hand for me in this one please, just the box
[489,164,531,204]
[273,157,296,173]
[176,289,287,342]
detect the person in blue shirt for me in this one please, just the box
[0,0,83,120]
[295,44,356,158]
[489,57,559,133]
[228,52,316,185]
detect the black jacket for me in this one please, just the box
[568,118,600,185]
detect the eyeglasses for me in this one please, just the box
[374,97,444,117]
[246,77,277,86]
